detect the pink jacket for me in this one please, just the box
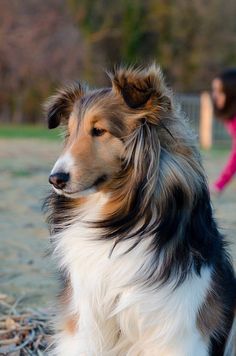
[214,115,236,191]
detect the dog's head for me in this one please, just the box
[45,65,175,199]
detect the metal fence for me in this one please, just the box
[177,93,230,147]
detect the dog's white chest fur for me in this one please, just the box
[52,193,211,356]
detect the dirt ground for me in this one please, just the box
[0,139,236,308]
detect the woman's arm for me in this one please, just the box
[213,137,236,192]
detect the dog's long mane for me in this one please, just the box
[44,65,228,287]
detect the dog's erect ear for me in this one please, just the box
[44,82,84,129]
[109,64,172,111]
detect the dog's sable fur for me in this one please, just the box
[44,64,236,355]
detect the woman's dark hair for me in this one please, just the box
[214,69,236,121]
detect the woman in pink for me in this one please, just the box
[211,69,236,193]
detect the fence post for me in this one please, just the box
[199,91,213,149]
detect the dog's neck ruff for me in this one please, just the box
[49,191,212,355]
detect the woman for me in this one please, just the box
[211,68,236,193]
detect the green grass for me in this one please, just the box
[0,125,232,156]
[201,147,231,158]
[0,124,60,140]
[11,169,33,177]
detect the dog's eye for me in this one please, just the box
[91,127,106,137]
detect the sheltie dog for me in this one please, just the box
[44,64,236,355]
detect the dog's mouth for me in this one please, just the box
[53,174,108,198]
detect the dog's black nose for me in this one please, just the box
[49,172,70,189]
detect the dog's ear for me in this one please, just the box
[109,64,172,112]
[44,82,84,129]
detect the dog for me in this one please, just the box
[44,64,236,355]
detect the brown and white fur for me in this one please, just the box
[44,64,236,355]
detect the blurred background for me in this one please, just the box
[1,0,236,125]
[0,0,236,307]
